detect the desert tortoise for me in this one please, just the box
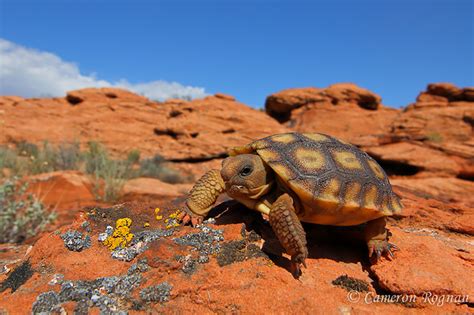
[180,132,403,276]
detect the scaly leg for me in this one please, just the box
[364,217,399,261]
[268,193,308,278]
[179,169,225,226]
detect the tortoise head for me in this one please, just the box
[221,154,274,200]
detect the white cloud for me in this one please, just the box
[0,38,208,100]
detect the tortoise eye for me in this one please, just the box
[240,165,253,177]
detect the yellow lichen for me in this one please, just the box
[155,215,163,221]
[143,222,150,228]
[165,221,180,229]
[102,217,134,250]
[154,208,161,214]
[168,210,181,219]
[164,210,182,229]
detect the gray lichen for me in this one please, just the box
[173,224,224,256]
[31,259,162,314]
[173,224,224,274]
[32,291,61,313]
[140,282,173,303]
[177,255,198,275]
[110,229,175,262]
[61,230,91,252]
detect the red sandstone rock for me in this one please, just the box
[265,83,383,124]
[265,82,473,180]
[0,191,472,314]
[1,88,288,163]
[1,84,474,313]
[371,229,473,301]
[426,83,463,101]
[121,178,191,202]
[25,171,97,226]
[391,177,474,207]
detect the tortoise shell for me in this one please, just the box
[229,132,403,226]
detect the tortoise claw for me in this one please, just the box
[290,259,306,279]
[290,255,307,279]
[388,243,399,251]
[368,240,399,262]
[178,206,203,227]
[375,248,382,259]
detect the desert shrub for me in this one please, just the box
[1,142,83,176]
[26,142,57,174]
[0,177,56,243]
[84,141,108,175]
[16,141,39,158]
[84,142,132,202]
[138,155,186,184]
[100,160,132,202]
[3,141,187,202]
[127,149,141,164]
[56,142,82,170]
[0,146,31,176]
[0,147,19,175]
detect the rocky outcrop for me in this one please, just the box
[265,83,473,180]
[0,185,472,314]
[265,83,382,123]
[1,88,288,163]
[372,83,473,179]
[121,178,191,202]
[1,83,474,314]
[265,83,398,145]
[391,177,474,207]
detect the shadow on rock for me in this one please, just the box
[209,200,371,276]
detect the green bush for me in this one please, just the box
[127,149,141,164]
[1,141,188,202]
[56,142,82,170]
[0,147,20,175]
[84,142,132,202]
[16,141,39,158]
[138,155,186,184]
[27,141,57,174]
[1,142,83,177]
[0,177,56,243]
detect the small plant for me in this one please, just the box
[138,155,186,184]
[0,147,19,176]
[16,141,39,158]
[84,142,132,202]
[127,149,141,164]
[2,141,187,202]
[1,141,83,177]
[27,141,57,174]
[56,142,82,170]
[0,177,56,243]
[84,141,109,175]
[101,160,131,202]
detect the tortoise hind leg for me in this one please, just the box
[364,217,399,261]
[268,193,308,278]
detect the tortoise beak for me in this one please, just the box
[227,184,248,196]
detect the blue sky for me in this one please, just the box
[0,0,472,107]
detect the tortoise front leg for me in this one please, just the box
[269,193,308,278]
[180,169,225,226]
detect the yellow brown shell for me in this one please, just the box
[229,132,403,226]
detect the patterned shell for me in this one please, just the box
[229,132,403,226]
